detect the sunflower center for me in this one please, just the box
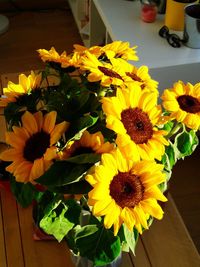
[126,72,142,82]
[177,95,200,114]
[109,172,144,208]
[121,108,153,144]
[23,131,50,162]
[98,66,123,80]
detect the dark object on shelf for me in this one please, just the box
[159,25,183,48]
[157,0,166,13]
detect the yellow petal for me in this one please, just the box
[22,111,38,134]
[140,199,164,220]
[14,161,32,183]
[43,111,57,134]
[0,148,23,161]
[29,158,44,181]
[6,132,25,149]
[34,111,43,132]
[50,121,69,145]
[44,147,57,161]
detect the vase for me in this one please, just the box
[165,0,197,31]
[70,251,122,267]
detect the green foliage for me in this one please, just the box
[73,224,121,266]
[174,127,199,159]
[39,198,81,242]
[10,176,42,208]
[37,161,93,187]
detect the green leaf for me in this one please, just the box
[49,180,92,195]
[66,153,101,164]
[37,161,92,186]
[175,129,199,158]
[75,225,121,266]
[161,142,177,172]
[40,199,81,242]
[66,114,98,140]
[123,225,139,256]
[10,176,41,208]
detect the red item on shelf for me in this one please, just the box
[141,3,157,23]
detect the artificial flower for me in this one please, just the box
[0,111,69,182]
[86,149,167,235]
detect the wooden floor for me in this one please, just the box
[0,1,199,256]
[1,184,199,267]
[0,3,82,74]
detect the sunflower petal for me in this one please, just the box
[22,111,38,134]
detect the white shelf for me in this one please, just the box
[68,0,90,46]
[68,0,200,91]
[93,0,200,69]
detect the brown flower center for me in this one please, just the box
[109,171,144,208]
[121,108,153,144]
[126,72,145,89]
[23,131,50,162]
[98,66,123,80]
[126,72,142,82]
[177,95,200,114]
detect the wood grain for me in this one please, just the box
[0,188,24,267]
[0,9,82,75]
[141,194,200,267]
[0,191,7,267]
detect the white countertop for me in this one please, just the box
[94,0,200,70]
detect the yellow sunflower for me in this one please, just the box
[101,40,139,61]
[37,47,68,64]
[0,111,69,183]
[101,84,169,160]
[161,81,200,130]
[81,51,124,87]
[86,148,167,235]
[59,130,114,160]
[113,59,158,93]
[0,71,42,108]
[73,44,102,58]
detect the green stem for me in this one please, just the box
[166,122,182,139]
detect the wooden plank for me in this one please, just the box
[121,252,134,267]
[1,72,31,89]
[141,194,200,267]
[0,191,7,267]
[0,75,3,95]
[130,237,151,267]
[1,188,24,267]
[17,204,75,267]
[0,115,7,143]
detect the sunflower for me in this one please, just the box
[101,84,169,160]
[113,59,158,93]
[59,130,114,160]
[37,47,67,63]
[0,71,42,108]
[86,148,167,235]
[161,81,200,130]
[0,111,69,183]
[101,40,139,61]
[73,44,102,58]
[81,51,124,87]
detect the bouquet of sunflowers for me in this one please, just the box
[0,41,199,266]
